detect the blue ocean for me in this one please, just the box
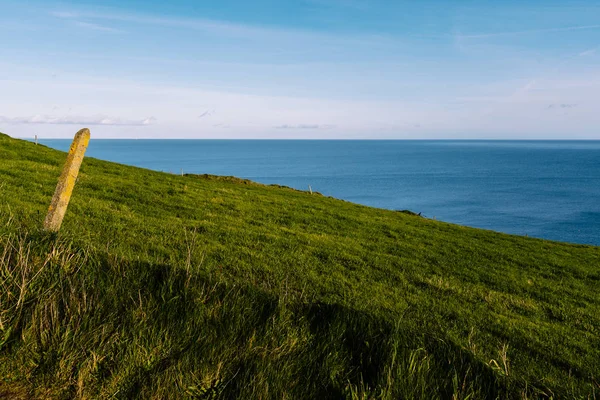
[39,140,600,246]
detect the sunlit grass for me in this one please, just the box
[0,132,599,399]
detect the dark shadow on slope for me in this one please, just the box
[0,233,555,399]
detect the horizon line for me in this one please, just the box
[13,136,600,142]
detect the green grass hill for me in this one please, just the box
[0,132,598,399]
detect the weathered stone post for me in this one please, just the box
[43,128,90,232]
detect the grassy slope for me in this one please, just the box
[0,132,598,399]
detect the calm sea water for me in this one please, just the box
[39,140,600,246]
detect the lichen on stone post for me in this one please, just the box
[43,128,91,232]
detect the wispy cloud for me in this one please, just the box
[0,115,156,126]
[47,7,385,46]
[456,24,600,39]
[274,124,335,129]
[51,11,125,33]
[50,11,78,18]
[50,9,282,38]
[579,48,598,57]
[73,21,125,34]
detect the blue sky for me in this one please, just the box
[1,0,599,138]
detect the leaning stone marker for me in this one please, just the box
[43,128,91,232]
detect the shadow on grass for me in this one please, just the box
[0,231,531,399]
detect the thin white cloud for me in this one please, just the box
[0,115,156,126]
[49,9,289,38]
[579,48,598,57]
[50,11,78,18]
[73,21,125,34]
[456,24,600,39]
[47,8,388,46]
[51,11,124,33]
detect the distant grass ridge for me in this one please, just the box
[0,132,599,399]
